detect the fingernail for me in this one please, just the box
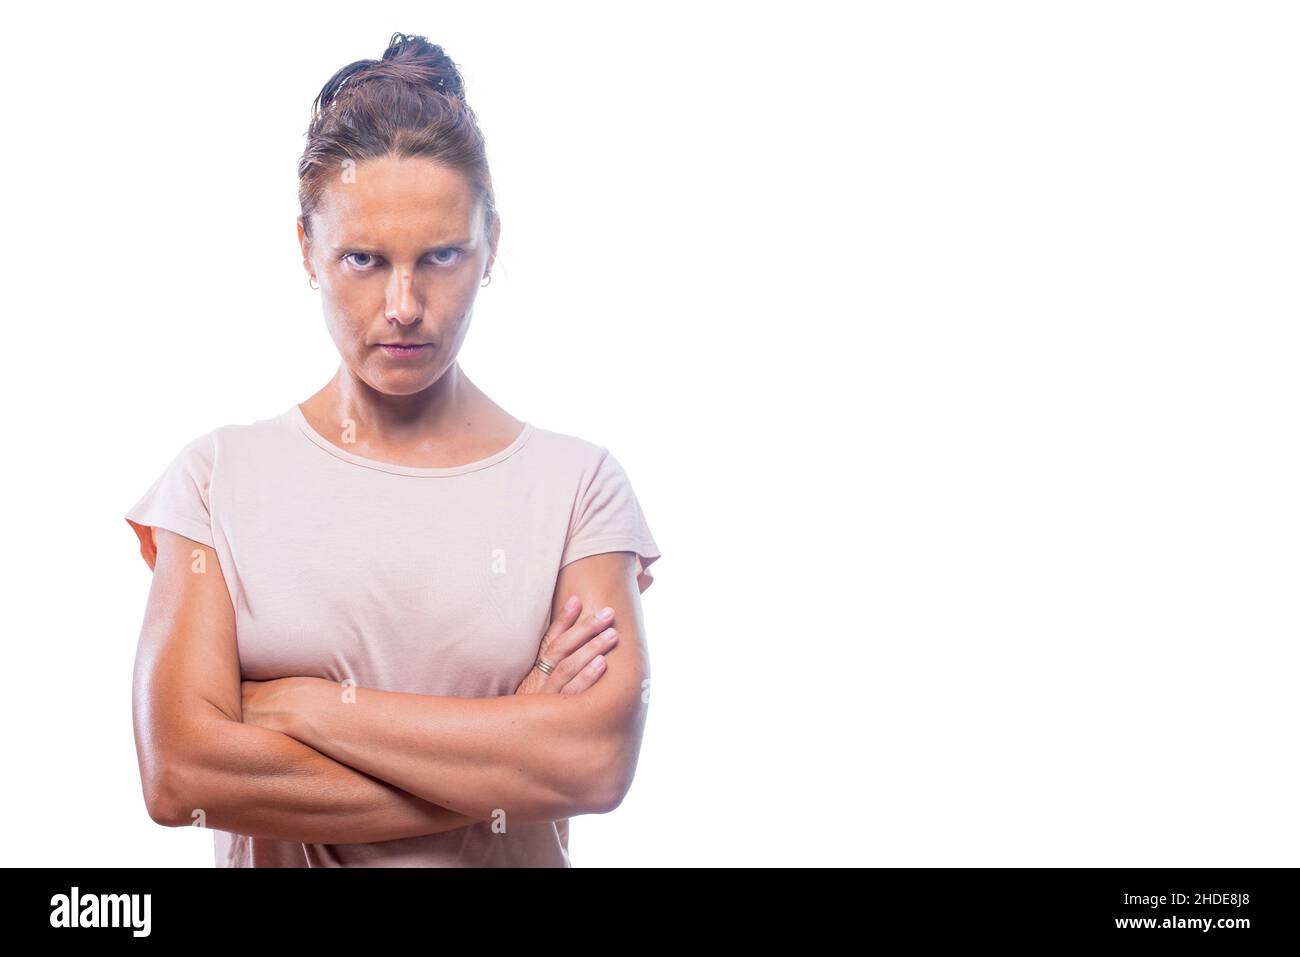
[598,606,613,621]
[565,595,578,612]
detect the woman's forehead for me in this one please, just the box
[313,166,483,244]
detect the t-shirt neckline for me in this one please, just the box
[289,403,534,477]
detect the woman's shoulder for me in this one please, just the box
[522,423,651,495]
[172,405,299,471]
[524,421,613,468]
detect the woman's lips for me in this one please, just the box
[379,343,431,359]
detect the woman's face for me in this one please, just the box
[298,155,498,396]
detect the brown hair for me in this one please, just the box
[297,32,497,242]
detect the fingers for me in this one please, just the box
[538,595,583,659]
[542,605,615,671]
[559,651,609,695]
[534,600,620,694]
[553,626,619,693]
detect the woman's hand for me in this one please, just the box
[241,676,310,735]
[514,596,619,695]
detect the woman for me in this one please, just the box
[124,33,661,867]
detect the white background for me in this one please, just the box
[0,0,1296,866]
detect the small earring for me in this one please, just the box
[480,273,492,288]
[309,275,319,290]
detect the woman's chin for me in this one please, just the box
[363,363,446,395]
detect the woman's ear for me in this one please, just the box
[487,215,501,272]
[297,216,314,275]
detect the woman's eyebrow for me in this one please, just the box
[331,238,474,252]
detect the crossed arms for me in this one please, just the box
[131,527,651,843]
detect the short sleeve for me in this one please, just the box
[125,432,217,572]
[560,448,662,594]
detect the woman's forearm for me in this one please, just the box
[283,678,612,825]
[160,708,484,843]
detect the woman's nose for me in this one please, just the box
[386,272,421,323]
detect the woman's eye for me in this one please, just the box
[430,248,463,266]
[341,249,462,270]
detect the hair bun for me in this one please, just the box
[311,32,467,119]
[375,32,466,100]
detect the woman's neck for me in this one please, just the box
[300,361,520,462]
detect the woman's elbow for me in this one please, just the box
[590,728,644,814]
[137,727,207,827]
[142,762,188,827]
[551,732,627,817]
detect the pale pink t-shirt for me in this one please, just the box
[125,403,661,867]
